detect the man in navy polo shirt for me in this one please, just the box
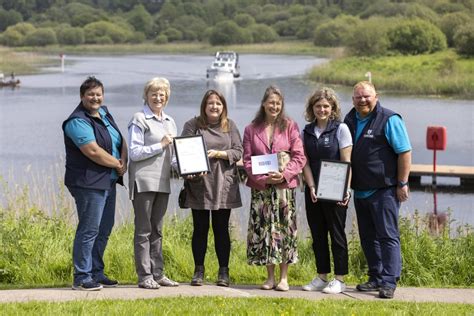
[344,81,411,299]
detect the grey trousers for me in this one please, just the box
[132,189,169,282]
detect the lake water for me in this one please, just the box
[0,54,472,238]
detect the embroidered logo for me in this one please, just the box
[364,129,374,138]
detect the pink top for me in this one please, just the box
[243,119,306,191]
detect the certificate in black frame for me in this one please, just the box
[173,135,210,176]
[316,159,350,202]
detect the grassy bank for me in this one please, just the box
[308,50,474,98]
[14,40,334,57]
[0,180,473,290]
[2,297,473,316]
[0,47,53,75]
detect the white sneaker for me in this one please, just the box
[322,279,346,294]
[302,277,328,291]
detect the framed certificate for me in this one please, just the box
[251,153,279,175]
[316,160,350,202]
[173,135,210,176]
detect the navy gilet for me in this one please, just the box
[344,102,398,190]
[303,120,341,185]
[62,103,124,190]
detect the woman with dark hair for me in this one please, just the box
[301,87,352,294]
[63,76,127,291]
[242,85,306,291]
[181,89,243,287]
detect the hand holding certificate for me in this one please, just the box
[173,135,210,176]
[316,160,350,202]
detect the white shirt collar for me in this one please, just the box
[143,105,170,121]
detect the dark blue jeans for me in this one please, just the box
[68,185,116,285]
[354,187,401,289]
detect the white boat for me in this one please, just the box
[206,51,240,82]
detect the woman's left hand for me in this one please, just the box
[207,149,220,159]
[266,171,285,184]
[337,191,351,206]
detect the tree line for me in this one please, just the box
[0,0,473,56]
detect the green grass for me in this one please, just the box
[308,50,474,98]
[1,297,474,315]
[1,175,473,289]
[0,46,53,75]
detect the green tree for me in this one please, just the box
[0,9,23,32]
[249,24,279,43]
[23,27,57,46]
[209,20,250,45]
[313,15,360,47]
[346,17,391,56]
[453,22,474,55]
[83,21,132,44]
[388,19,447,54]
[234,13,256,27]
[57,26,85,46]
[0,29,23,46]
[171,15,208,41]
[6,22,36,36]
[154,33,168,44]
[439,12,472,46]
[162,27,183,42]
[126,4,153,37]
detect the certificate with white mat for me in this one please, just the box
[173,135,210,176]
[316,160,350,202]
[251,153,278,175]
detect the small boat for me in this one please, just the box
[206,51,240,82]
[0,79,21,88]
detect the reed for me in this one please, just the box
[0,47,53,75]
[1,171,473,289]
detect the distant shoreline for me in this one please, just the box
[2,42,473,99]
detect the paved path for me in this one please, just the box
[1,284,473,304]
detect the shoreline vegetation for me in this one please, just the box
[1,41,473,99]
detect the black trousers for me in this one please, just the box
[305,189,348,275]
[191,209,231,267]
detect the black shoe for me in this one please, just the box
[356,281,380,292]
[191,265,205,286]
[379,286,395,299]
[216,267,230,287]
[72,280,103,291]
[96,276,118,288]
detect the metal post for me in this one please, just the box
[432,134,438,215]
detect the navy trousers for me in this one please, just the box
[354,187,401,289]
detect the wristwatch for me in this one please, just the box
[398,180,409,188]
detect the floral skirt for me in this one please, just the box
[247,186,298,266]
